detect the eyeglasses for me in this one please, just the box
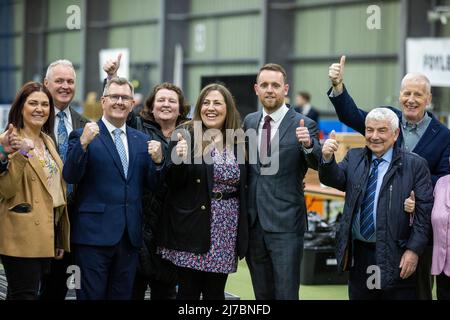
[105,94,133,104]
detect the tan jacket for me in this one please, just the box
[0,132,70,258]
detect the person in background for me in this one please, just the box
[40,59,88,300]
[319,107,433,300]
[328,55,450,300]
[294,91,320,124]
[157,83,248,300]
[0,81,70,300]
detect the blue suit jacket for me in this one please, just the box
[63,120,162,248]
[328,86,450,185]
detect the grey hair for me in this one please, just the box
[103,77,134,96]
[45,59,76,79]
[400,73,431,95]
[365,108,399,132]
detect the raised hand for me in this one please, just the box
[175,133,188,161]
[296,118,312,148]
[103,53,122,78]
[148,140,163,164]
[329,55,346,92]
[80,122,99,150]
[322,130,339,161]
[1,124,17,153]
[404,191,415,213]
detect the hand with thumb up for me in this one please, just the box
[322,130,339,162]
[176,132,188,160]
[404,191,415,214]
[296,118,312,148]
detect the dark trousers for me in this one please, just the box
[246,219,304,300]
[436,273,450,300]
[0,255,50,300]
[415,245,433,300]
[39,251,73,300]
[176,267,228,300]
[74,233,139,300]
[131,271,176,300]
[349,240,417,300]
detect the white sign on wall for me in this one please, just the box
[406,38,450,87]
[99,48,130,82]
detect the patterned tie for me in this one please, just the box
[56,112,74,198]
[56,112,68,162]
[260,115,272,163]
[359,158,384,240]
[113,128,128,178]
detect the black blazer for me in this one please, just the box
[157,130,248,259]
[50,106,89,147]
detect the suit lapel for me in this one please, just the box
[412,116,439,155]
[278,107,296,143]
[98,120,127,180]
[70,106,88,130]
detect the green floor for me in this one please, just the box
[226,260,349,300]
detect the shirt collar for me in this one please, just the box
[401,112,430,130]
[372,147,393,164]
[54,106,70,118]
[263,104,288,123]
[102,116,127,135]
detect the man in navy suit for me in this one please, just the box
[63,77,164,300]
[327,56,450,300]
[244,63,321,300]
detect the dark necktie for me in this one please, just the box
[260,115,272,163]
[359,158,384,240]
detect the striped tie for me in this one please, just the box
[113,129,128,178]
[359,158,384,240]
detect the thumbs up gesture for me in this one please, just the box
[148,140,163,164]
[103,53,122,78]
[175,133,188,160]
[329,55,346,91]
[404,191,415,213]
[322,130,339,162]
[296,118,312,148]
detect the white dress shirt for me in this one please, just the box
[102,116,129,162]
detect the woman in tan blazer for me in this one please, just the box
[0,81,70,300]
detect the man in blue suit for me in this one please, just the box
[63,77,164,300]
[244,63,321,300]
[327,56,450,300]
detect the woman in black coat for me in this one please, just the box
[128,82,190,300]
[158,83,248,300]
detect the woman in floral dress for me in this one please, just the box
[158,83,248,300]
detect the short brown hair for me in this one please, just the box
[256,63,287,84]
[7,81,54,135]
[141,82,189,125]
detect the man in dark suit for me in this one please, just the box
[243,63,321,300]
[39,59,88,300]
[328,55,450,299]
[63,77,164,300]
[319,108,433,300]
[294,91,320,124]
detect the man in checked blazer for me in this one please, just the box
[243,63,321,300]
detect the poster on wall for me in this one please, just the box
[406,38,450,87]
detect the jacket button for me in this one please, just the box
[31,177,36,181]
[34,220,40,225]
[35,199,39,203]
[196,179,201,183]
[201,205,206,210]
